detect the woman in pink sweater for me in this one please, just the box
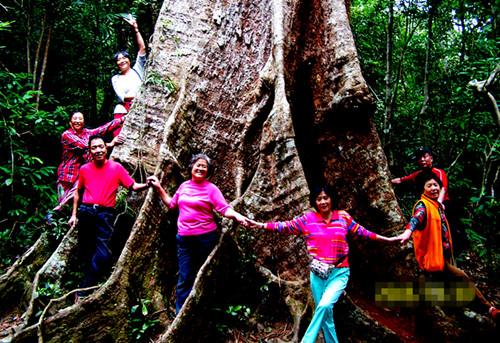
[149,154,249,313]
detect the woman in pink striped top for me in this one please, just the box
[149,154,250,313]
[248,185,400,343]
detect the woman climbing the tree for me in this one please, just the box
[148,153,250,313]
[247,185,402,343]
[398,170,498,319]
[111,14,147,137]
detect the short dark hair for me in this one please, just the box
[114,50,131,62]
[88,134,106,149]
[415,147,433,159]
[188,153,212,176]
[415,170,443,193]
[309,185,335,211]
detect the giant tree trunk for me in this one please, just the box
[1,0,497,342]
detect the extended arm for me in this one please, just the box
[149,176,172,207]
[130,181,149,191]
[398,202,427,243]
[61,130,88,151]
[224,208,249,227]
[247,219,265,229]
[107,135,125,148]
[372,234,401,243]
[398,229,413,244]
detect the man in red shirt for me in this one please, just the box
[392,148,468,255]
[69,135,153,302]
[392,148,448,204]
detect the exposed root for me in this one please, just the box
[21,227,77,331]
[36,286,98,343]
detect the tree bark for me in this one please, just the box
[1,0,497,342]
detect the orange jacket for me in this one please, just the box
[412,194,454,272]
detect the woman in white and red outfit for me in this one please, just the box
[111,14,146,137]
[149,154,250,313]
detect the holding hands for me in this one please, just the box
[147,175,161,189]
[232,213,251,228]
[396,229,412,244]
[246,219,265,229]
[374,229,413,244]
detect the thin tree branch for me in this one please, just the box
[33,13,46,90]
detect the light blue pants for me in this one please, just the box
[301,268,350,343]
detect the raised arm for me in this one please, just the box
[124,14,146,56]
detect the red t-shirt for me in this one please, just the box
[78,160,134,208]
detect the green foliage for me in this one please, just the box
[212,305,252,332]
[0,71,66,269]
[0,0,163,270]
[351,0,499,283]
[0,0,163,120]
[130,298,159,342]
[465,196,499,276]
[144,70,178,95]
[34,280,64,300]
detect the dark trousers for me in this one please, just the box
[176,230,219,313]
[77,205,115,296]
[443,200,469,256]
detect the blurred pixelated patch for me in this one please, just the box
[374,277,475,307]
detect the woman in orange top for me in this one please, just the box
[399,170,497,318]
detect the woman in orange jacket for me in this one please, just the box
[399,170,497,319]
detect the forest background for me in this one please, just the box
[0,0,498,315]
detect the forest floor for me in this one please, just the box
[349,245,500,343]
[210,243,500,342]
[1,243,498,342]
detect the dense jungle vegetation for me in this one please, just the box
[0,0,498,297]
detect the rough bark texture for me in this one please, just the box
[1,0,497,342]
